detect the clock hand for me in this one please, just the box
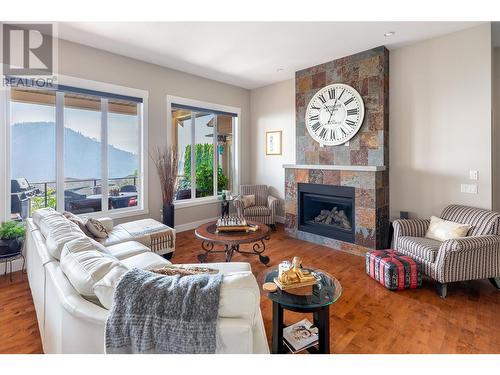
[327,98,339,124]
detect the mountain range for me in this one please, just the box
[11,122,138,182]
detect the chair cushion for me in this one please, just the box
[60,236,123,303]
[425,216,471,241]
[398,236,442,263]
[120,252,171,270]
[244,206,270,217]
[106,241,150,260]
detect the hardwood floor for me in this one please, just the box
[1,224,500,354]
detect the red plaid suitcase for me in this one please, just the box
[366,250,422,290]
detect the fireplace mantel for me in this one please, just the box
[283,164,386,172]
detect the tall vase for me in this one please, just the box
[162,203,175,228]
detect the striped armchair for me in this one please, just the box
[234,184,279,230]
[393,205,500,298]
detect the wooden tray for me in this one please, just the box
[273,277,319,290]
[216,224,259,233]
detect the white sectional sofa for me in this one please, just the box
[25,208,269,354]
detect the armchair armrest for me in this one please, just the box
[267,195,279,210]
[440,235,500,253]
[392,218,430,249]
[435,235,500,283]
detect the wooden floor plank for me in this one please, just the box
[1,224,499,354]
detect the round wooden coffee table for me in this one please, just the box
[195,220,271,264]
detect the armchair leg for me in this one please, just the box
[489,278,500,289]
[436,282,447,298]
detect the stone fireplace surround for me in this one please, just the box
[284,47,389,256]
[284,164,389,256]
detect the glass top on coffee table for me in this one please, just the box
[263,268,342,311]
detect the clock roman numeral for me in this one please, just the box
[344,97,355,106]
[311,122,321,132]
[329,129,335,141]
[318,95,326,104]
[328,88,335,100]
[311,105,321,111]
[346,108,358,116]
[339,127,348,137]
[345,119,356,127]
[309,114,319,121]
[319,128,327,139]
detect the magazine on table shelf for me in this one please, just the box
[283,319,319,353]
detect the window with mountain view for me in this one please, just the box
[9,84,145,219]
[171,104,236,202]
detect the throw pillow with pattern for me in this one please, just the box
[86,217,110,239]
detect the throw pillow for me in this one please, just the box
[63,211,94,238]
[241,194,255,208]
[425,216,471,242]
[86,217,110,239]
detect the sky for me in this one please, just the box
[11,101,139,154]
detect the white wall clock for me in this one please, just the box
[305,83,365,146]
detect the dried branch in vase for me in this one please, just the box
[151,146,179,206]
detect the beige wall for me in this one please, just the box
[390,24,492,219]
[249,79,295,219]
[493,47,500,211]
[57,39,251,227]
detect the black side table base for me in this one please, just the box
[271,302,331,354]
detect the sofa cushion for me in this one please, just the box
[218,271,259,319]
[93,264,129,309]
[106,241,151,260]
[86,218,110,239]
[398,236,442,263]
[32,207,62,229]
[244,206,270,217]
[60,236,123,303]
[46,220,87,260]
[98,225,134,246]
[120,252,171,270]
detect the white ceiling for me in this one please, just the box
[58,22,483,90]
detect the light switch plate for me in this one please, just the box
[469,170,479,180]
[461,184,478,194]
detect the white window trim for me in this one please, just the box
[166,95,241,210]
[2,74,149,222]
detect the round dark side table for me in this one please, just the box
[263,268,342,354]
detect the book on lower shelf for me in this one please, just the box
[283,319,319,353]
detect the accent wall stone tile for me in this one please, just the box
[360,132,380,149]
[356,188,375,208]
[285,213,296,230]
[297,75,312,93]
[285,199,297,215]
[356,207,376,229]
[350,149,368,165]
[296,92,305,109]
[355,227,376,249]
[323,170,341,185]
[333,148,351,165]
[305,151,319,164]
[312,72,326,89]
[359,55,381,80]
[309,169,324,184]
[295,169,309,183]
[340,171,359,187]
[319,149,334,164]
[368,149,384,166]
[367,111,384,131]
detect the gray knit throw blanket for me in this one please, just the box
[105,268,223,354]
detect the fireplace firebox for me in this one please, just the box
[298,183,355,243]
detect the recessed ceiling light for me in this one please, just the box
[384,31,396,37]
[276,68,285,72]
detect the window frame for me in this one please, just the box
[166,95,240,209]
[2,74,149,221]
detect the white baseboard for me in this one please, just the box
[175,216,219,233]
